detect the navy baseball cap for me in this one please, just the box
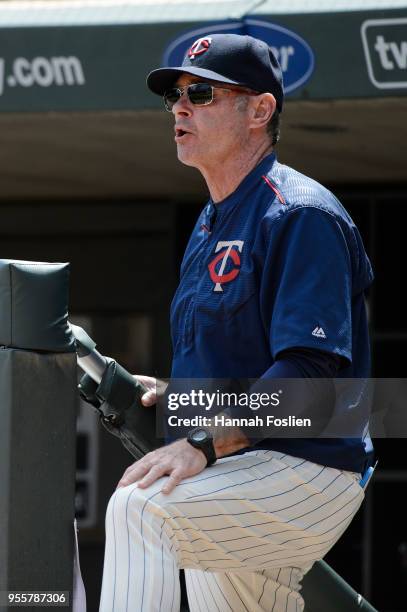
[147,33,284,112]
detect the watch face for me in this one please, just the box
[192,429,207,442]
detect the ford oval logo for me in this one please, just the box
[163,20,315,95]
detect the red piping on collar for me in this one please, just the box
[262,175,286,205]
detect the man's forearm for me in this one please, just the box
[207,411,251,458]
[215,349,342,449]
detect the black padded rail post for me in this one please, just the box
[302,559,378,611]
[0,260,77,612]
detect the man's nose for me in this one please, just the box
[172,91,192,116]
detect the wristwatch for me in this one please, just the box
[186,427,217,466]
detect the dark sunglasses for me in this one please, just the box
[163,82,258,112]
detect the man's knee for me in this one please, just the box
[105,483,168,527]
[105,484,143,524]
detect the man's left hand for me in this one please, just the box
[117,439,208,494]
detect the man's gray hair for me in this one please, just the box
[267,110,281,146]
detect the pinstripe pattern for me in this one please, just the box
[99,450,363,612]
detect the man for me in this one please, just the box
[99,34,374,611]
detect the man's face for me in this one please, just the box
[170,74,252,170]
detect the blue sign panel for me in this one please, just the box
[163,20,315,95]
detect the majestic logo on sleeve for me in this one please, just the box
[312,326,327,339]
[208,240,244,292]
[188,37,212,60]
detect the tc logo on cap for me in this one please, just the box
[188,37,212,60]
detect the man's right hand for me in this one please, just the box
[133,375,168,407]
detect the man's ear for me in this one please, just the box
[250,93,276,129]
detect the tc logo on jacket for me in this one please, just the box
[208,240,244,292]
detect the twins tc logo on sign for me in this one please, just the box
[208,240,244,292]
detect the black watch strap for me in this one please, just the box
[186,427,217,466]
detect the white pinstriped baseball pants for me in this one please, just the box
[99,449,364,612]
